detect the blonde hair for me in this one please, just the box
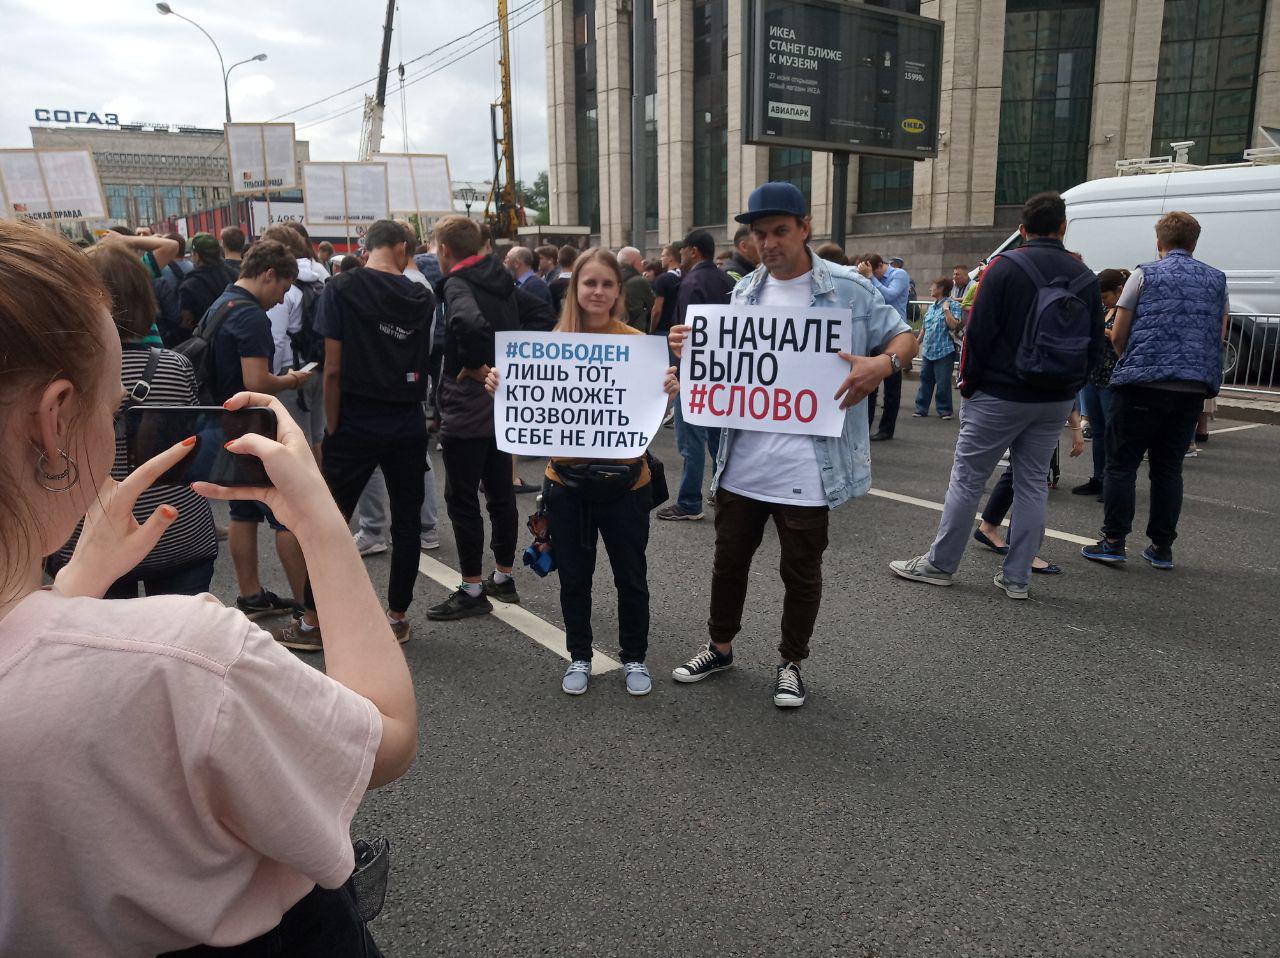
[555,247,625,333]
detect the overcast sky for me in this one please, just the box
[2,0,550,185]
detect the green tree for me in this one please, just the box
[515,170,549,221]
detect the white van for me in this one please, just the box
[983,161,1280,379]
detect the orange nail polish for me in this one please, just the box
[223,440,235,450]
[182,436,197,447]
[160,505,178,520]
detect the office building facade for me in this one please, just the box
[546,0,1279,276]
[29,124,310,230]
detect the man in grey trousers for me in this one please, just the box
[890,192,1104,598]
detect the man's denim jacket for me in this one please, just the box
[709,248,910,510]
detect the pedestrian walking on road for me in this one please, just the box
[1083,211,1228,570]
[656,229,735,523]
[722,225,760,282]
[487,249,661,697]
[972,405,1088,577]
[669,182,915,708]
[1072,267,1129,499]
[891,191,1104,600]
[428,215,554,622]
[858,253,911,441]
[913,277,959,418]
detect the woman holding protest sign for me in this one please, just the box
[487,249,669,697]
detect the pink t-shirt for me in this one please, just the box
[0,589,382,957]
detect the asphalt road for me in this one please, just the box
[208,407,1280,958]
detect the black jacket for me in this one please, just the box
[676,259,735,319]
[723,251,756,283]
[958,238,1105,403]
[328,267,435,404]
[438,254,555,438]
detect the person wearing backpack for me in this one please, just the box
[194,240,314,622]
[890,192,1104,599]
[260,224,328,455]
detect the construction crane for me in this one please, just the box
[358,0,397,161]
[485,0,522,240]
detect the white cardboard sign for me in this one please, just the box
[302,162,390,237]
[225,123,299,194]
[494,332,669,458]
[678,304,852,438]
[0,148,107,222]
[376,152,454,215]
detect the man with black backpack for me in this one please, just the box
[186,239,314,621]
[274,220,435,650]
[890,192,1104,599]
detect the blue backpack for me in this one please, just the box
[1004,251,1096,390]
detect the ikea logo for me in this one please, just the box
[901,118,926,134]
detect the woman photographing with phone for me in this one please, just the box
[486,249,668,697]
[47,242,219,597]
[0,221,416,956]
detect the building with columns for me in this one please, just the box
[546,0,1280,278]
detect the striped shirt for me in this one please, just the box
[56,345,218,578]
[919,300,957,361]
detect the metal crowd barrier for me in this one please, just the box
[1222,314,1280,395]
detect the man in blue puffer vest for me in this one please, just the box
[1082,211,1228,571]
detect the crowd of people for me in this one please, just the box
[0,177,1228,953]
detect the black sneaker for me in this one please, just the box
[773,662,806,708]
[1071,478,1103,496]
[426,587,493,621]
[236,589,297,621]
[482,573,520,604]
[1142,544,1174,570]
[671,643,733,683]
[870,431,892,442]
[1081,539,1127,564]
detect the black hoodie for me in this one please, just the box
[322,266,434,405]
[438,254,555,439]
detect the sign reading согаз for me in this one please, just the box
[744,0,943,160]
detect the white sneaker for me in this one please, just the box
[889,555,953,586]
[353,531,388,557]
[623,662,652,696]
[420,528,440,551]
[562,660,591,695]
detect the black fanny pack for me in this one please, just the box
[552,460,643,504]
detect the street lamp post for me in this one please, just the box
[460,186,478,219]
[156,3,266,123]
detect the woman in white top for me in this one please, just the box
[0,220,417,956]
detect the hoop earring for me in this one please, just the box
[37,449,80,493]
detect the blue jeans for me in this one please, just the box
[1080,382,1114,483]
[927,392,1074,587]
[915,355,956,415]
[674,401,721,512]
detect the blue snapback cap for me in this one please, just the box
[734,181,808,224]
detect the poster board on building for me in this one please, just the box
[301,161,390,242]
[743,0,943,160]
[376,152,455,218]
[0,148,108,223]
[249,200,306,236]
[225,122,299,195]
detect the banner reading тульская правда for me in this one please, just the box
[679,305,852,438]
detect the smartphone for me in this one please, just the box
[126,406,277,487]
[296,361,319,374]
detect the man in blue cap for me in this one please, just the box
[666,182,916,708]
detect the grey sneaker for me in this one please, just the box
[353,531,387,557]
[657,504,704,521]
[623,662,652,696]
[420,528,440,551]
[562,660,591,695]
[993,573,1029,600]
[889,555,953,586]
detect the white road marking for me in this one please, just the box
[1208,423,1267,435]
[866,488,1096,546]
[417,553,622,673]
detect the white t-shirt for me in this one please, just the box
[718,271,827,507]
